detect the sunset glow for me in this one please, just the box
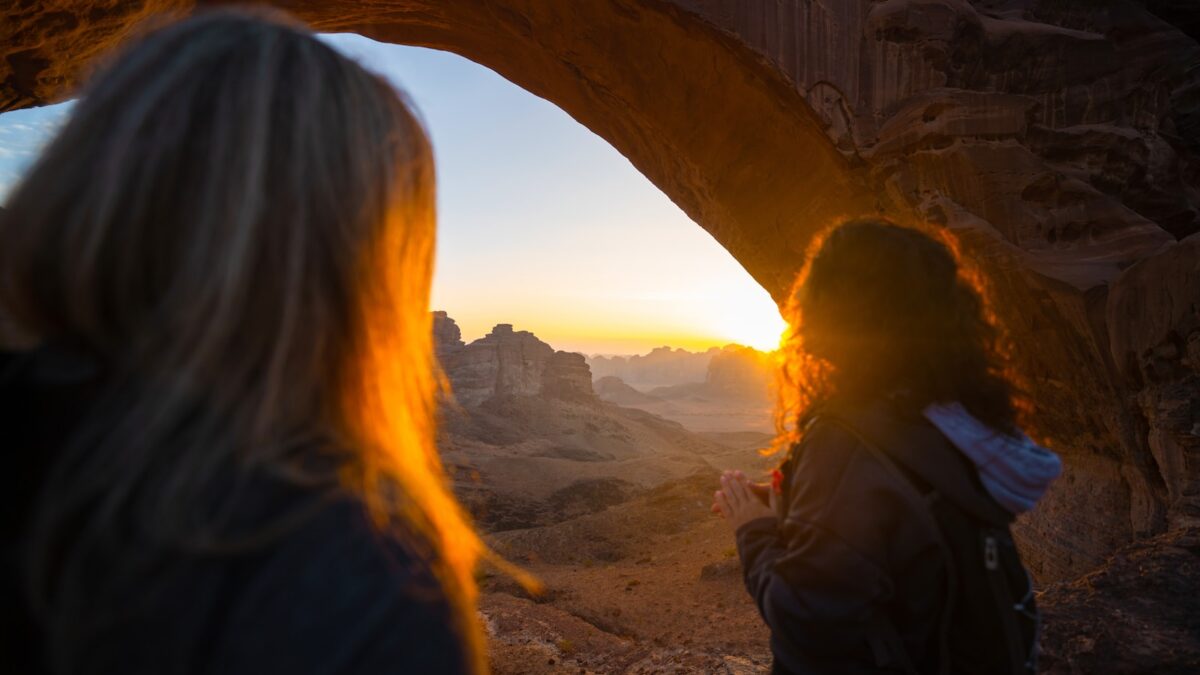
[326,36,787,356]
[0,36,788,357]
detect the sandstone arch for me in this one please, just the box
[3,0,1198,592]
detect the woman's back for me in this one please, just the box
[737,397,1015,673]
[1,349,470,674]
[0,10,483,672]
[716,220,1060,673]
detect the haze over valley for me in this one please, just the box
[433,312,779,671]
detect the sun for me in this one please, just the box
[708,286,789,352]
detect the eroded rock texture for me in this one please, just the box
[433,313,596,408]
[1039,528,1200,673]
[3,0,1198,666]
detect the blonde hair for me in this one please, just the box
[0,10,485,671]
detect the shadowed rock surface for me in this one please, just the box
[593,376,662,406]
[5,3,1198,671]
[1039,528,1200,673]
[435,315,596,408]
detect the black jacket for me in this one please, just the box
[735,400,1010,674]
[1,348,471,674]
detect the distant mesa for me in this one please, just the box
[429,311,754,533]
[588,346,719,389]
[591,344,776,435]
[648,345,775,406]
[593,375,662,405]
[433,311,595,408]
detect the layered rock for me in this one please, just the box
[432,309,464,352]
[661,0,1200,585]
[433,314,596,408]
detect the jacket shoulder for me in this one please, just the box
[207,497,472,674]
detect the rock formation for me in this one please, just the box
[432,313,738,531]
[432,309,464,352]
[588,346,719,389]
[657,3,1200,584]
[697,346,774,399]
[593,376,661,406]
[434,314,596,408]
[595,346,776,435]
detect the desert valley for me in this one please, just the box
[434,312,778,672]
[434,313,1198,674]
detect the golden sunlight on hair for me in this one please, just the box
[770,223,838,457]
[915,221,1035,435]
[770,217,1032,457]
[339,189,489,669]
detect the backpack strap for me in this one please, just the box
[818,415,958,675]
[863,608,919,674]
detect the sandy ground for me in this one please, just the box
[478,472,773,674]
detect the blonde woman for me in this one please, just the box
[1,10,483,674]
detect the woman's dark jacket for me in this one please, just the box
[735,400,1008,674]
[0,348,471,674]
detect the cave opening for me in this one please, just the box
[3,2,1198,670]
[294,34,801,666]
[0,31,796,666]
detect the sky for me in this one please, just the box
[0,34,786,355]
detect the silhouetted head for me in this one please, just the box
[0,10,482,670]
[775,218,1021,446]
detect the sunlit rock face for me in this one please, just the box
[4,0,1197,634]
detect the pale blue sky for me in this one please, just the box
[0,35,783,354]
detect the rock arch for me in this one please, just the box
[3,1,1198,586]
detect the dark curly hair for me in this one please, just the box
[773,217,1024,451]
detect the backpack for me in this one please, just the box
[818,415,1040,675]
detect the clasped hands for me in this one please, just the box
[712,469,776,531]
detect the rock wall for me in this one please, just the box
[2,0,1197,583]
[661,0,1200,581]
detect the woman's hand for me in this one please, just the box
[713,470,776,532]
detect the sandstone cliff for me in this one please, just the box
[435,313,596,408]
